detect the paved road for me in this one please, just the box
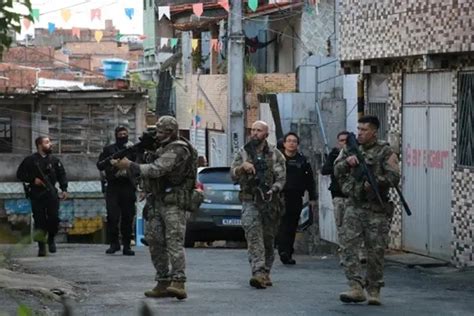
[1,244,474,315]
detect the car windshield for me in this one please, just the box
[198,168,240,204]
[198,167,233,184]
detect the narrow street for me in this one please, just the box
[1,244,473,315]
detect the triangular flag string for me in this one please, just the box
[95,30,103,43]
[158,6,170,20]
[248,0,258,12]
[191,39,199,51]
[193,3,203,17]
[61,9,71,23]
[72,27,81,39]
[218,0,230,12]
[125,8,134,20]
[31,9,40,22]
[160,37,169,48]
[91,8,101,21]
[170,38,178,48]
[48,22,55,34]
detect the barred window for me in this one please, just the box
[0,117,12,153]
[457,72,474,167]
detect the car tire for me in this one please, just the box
[184,231,194,248]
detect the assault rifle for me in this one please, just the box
[245,140,272,202]
[97,129,157,170]
[34,161,57,197]
[346,132,411,216]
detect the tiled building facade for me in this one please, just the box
[340,0,474,267]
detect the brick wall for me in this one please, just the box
[175,73,296,131]
[340,0,474,61]
[246,73,296,127]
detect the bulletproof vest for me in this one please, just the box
[161,137,198,191]
[239,144,276,197]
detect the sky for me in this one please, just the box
[16,0,144,38]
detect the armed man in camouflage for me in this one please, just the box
[231,121,286,289]
[113,116,198,300]
[334,115,400,305]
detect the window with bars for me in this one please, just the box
[457,72,474,167]
[0,117,12,153]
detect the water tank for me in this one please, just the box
[102,59,128,80]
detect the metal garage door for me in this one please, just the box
[402,72,453,260]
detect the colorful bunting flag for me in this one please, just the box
[160,37,168,48]
[48,22,55,34]
[125,8,134,20]
[211,39,218,52]
[22,17,32,31]
[194,115,202,128]
[191,39,199,51]
[197,99,205,111]
[95,30,103,43]
[72,27,81,39]
[91,8,101,21]
[248,0,258,12]
[158,6,170,20]
[31,9,40,22]
[61,9,71,23]
[193,3,203,17]
[218,0,230,12]
[170,38,178,48]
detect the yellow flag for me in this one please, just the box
[197,99,205,111]
[191,39,199,51]
[95,30,103,43]
[61,9,71,23]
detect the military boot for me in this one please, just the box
[249,274,267,289]
[166,281,187,300]
[367,287,381,305]
[105,243,120,254]
[47,235,56,253]
[37,242,47,257]
[122,245,135,256]
[263,274,273,287]
[144,281,172,298]
[339,282,366,303]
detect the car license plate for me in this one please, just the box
[222,218,241,226]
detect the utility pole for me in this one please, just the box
[227,0,245,165]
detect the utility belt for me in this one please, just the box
[160,187,203,213]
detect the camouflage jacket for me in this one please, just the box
[334,140,400,210]
[230,140,286,202]
[130,138,197,198]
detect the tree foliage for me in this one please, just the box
[0,0,32,55]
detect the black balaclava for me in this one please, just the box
[115,126,129,148]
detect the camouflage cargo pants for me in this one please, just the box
[241,201,280,276]
[339,204,392,290]
[145,200,187,282]
[332,197,347,239]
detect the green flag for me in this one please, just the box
[170,38,178,48]
[248,0,258,12]
[31,9,40,22]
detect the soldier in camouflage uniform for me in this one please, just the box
[113,116,198,300]
[231,121,286,289]
[334,116,400,305]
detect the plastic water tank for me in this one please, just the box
[102,58,129,80]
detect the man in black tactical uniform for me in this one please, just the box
[97,126,137,256]
[17,136,68,257]
[276,132,317,265]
